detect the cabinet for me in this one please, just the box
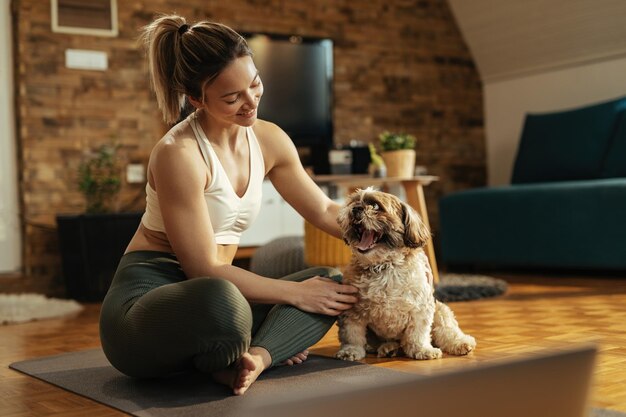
[239,180,304,247]
[56,212,143,301]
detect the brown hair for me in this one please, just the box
[139,15,252,125]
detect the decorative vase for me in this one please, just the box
[381,149,416,178]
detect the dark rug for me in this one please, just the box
[9,349,414,417]
[435,273,508,302]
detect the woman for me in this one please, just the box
[99,15,358,395]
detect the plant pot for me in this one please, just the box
[381,149,416,178]
[56,212,143,301]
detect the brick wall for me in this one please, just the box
[9,0,485,295]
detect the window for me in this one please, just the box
[51,0,118,37]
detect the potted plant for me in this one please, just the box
[56,143,143,302]
[367,143,387,177]
[378,131,416,178]
[78,143,122,213]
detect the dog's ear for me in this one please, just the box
[401,202,431,248]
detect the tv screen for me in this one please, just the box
[245,33,334,151]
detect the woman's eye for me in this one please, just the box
[225,96,239,105]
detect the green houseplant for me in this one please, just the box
[56,142,143,301]
[378,131,416,178]
[78,143,122,213]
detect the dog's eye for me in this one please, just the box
[362,197,382,211]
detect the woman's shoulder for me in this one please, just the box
[149,120,205,179]
[153,119,199,156]
[252,119,299,173]
[252,119,288,142]
[252,119,295,154]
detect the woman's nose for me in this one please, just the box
[242,91,258,108]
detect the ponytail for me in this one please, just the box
[139,14,252,125]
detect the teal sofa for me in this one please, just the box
[439,96,626,271]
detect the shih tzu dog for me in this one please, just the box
[335,188,476,361]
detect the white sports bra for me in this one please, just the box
[141,113,265,245]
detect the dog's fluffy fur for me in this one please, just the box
[335,188,476,361]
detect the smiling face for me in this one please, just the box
[338,188,431,264]
[193,55,264,128]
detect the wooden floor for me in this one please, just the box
[1,273,626,416]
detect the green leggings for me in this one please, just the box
[99,250,341,378]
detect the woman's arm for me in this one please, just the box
[258,122,343,239]
[151,136,356,314]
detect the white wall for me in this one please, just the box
[0,1,22,273]
[484,57,626,185]
[447,0,626,186]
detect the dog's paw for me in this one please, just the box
[404,345,442,360]
[335,345,366,361]
[377,341,401,358]
[365,343,378,354]
[446,335,476,356]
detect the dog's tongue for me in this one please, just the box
[357,230,376,251]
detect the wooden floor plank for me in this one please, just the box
[1,273,625,415]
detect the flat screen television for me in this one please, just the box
[244,32,334,173]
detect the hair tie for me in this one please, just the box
[178,24,189,35]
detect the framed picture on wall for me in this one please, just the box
[51,0,118,37]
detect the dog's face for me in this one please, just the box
[337,188,431,264]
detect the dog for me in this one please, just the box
[335,188,476,361]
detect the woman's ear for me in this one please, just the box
[187,95,203,108]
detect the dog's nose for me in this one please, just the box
[352,206,364,217]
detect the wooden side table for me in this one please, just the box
[312,174,440,284]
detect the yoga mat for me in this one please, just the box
[10,349,415,417]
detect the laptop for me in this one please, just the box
[251,344,597,417]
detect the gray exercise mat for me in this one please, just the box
[9,348,415,417]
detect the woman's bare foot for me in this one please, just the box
[282,350,309,366]
[212,347,271,395]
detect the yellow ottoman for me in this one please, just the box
[304,221,352,268]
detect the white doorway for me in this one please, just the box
[0,1,22,273]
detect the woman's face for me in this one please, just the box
[201,55,263,127]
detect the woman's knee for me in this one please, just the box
[101,277,253,377]
[281,266,343,283]
[183,278,253,336]
[309,266,343,283]
[128,277,252,343]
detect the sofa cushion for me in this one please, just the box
[600,111,626,178]
[511,96,626,184]
[439,178,626,270]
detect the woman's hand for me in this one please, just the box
[292,277,359,316]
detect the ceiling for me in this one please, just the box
[447,0,626,82]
